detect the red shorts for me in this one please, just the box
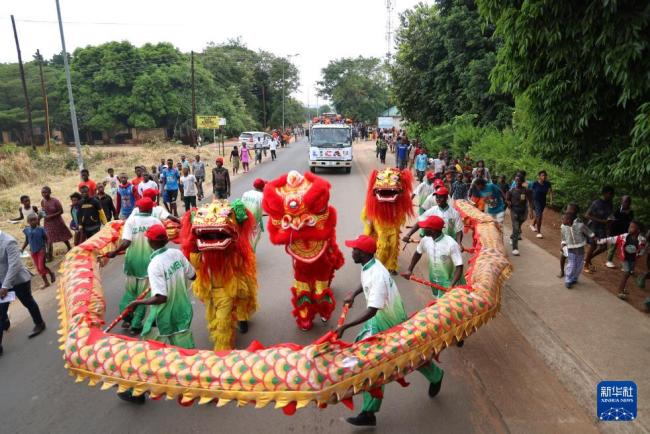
[31,250,49,276]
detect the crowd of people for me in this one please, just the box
[374,129,649,310]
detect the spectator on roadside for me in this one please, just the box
[131,166,144,200]
[506,174,534,256]
[396,140,410,170]
[69,192,82,245]
[180,154,191,171]
[240,144,251,173]
[269,136,278,161]
[40,186,72,261]
[191,154,206,201]
[530,170,553,239]
[116,173,137,220]
[558,203,581,279]
[254,136,263,165]
[96,183,116,222]
[431,152,446,176]
[161,159,180,217]
[78,169,97,197]
[598,221,647,299]
[605,195,634,269]
[472,160,491,182]
[583,185,615,273]
[474,178,507,227]
[104,168,119,198]
[496,175,509,197]
[77,185,107,243]
[560,211,596,289]
[451,172,469,201]
[0,229,47,356]
[157,159,166,177]
[230,145,241,175]
[180,167,197,212]
[414,151,429,183]
[137,172,158,198]
[212,157,230,199]
[378,136,388,164]
[9,195,39,227]
[21,214,55,289]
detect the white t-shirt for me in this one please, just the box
[104,175,119,192]
[130,206,170,222]
[269,139,277,151]
[148,248,195,297]
[413,181,434,208]
[416,235,464,270]
[138,180,159,197]
[419,205,463,237]
[180,175,197,197]
[361,258,400,310]
[432,158,446,174]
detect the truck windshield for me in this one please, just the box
[310,128,350,147]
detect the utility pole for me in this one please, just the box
[55,0,84,170]
[191,51,196,147]
[36,50,51,153]
[261,86,267,129]
[11,15,35,150]
[282,53,299,132]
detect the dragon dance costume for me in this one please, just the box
[361,168,415,273]
[180,200,258,350]
[263,171,344,331]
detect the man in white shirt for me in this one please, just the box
[191,154,206,200]
[336,234,444,427]
[137,172,158,198]
[412,172,435,215]
[179,167,197,212]
[403,187,463,245]
[269,137,278,161]
[104,168,119,197]
[432,152,446,176]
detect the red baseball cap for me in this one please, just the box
[136,197,155,212]
[435,187,449,196]
[142,188,160,199]
[344,234,377,254]
[144,224,168,242]
[433,179,444,188]
[426,172,435,180]
[253,178,266,190]
[420,215,445,231]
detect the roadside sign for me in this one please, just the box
[196,115,220,129]
[219,117,227,126]
[377,116,394,129]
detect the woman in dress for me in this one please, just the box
[230,145,240,175]
[40,186,73,260]
[240,144,251,173]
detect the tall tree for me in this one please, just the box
[477,0,650,186]
[317,57,389,122]
[391,1,512,128]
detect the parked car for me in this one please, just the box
[238,131,272,149]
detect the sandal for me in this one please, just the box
[617,291,629,300]
[583,263,595,274]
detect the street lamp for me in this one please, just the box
[282,53,300,131]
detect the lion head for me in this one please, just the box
[365,168,414,225]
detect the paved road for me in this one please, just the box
[0,139,595,433]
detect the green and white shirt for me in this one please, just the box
[419,205,463,238]
[413,181,434,212]
[359,258,408,337]
[416,234,464,294]
[122,213,162,278]
[241,189,264,230]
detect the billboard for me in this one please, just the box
[196,115,221,129]
[377,116,394,129]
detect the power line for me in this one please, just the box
[0,16,188,27]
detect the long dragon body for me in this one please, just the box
[57,200,510,410]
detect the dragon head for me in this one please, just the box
[180,199,254,254]
[262,170,337,263]
[365,168,414,224]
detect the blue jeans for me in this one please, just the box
[565,247,584,284]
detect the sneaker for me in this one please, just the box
[536,233,543,239]
[529,225,537,232]
[605,261,616,269]
[512,249,520,256]
[428,372,444,397]
[345,412,376,426]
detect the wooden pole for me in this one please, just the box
[11,15,35,150]
[36,49,51,153]
[191,51,196,147]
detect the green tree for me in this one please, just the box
[391,1,512,128]
[477,0,650,188]
[317,57,389,122]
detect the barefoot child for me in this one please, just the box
[598,221,646,299]
[21,214,55,289]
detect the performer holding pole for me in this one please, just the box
[105,197,163,335]
[336,234,444,427]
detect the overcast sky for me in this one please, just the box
[1,0,425,105]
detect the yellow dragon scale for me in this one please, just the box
[57,200,511,409]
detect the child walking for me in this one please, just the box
[21,214,55,289]
[560,212,595,289]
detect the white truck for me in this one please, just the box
[308,121,353,174]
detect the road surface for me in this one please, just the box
[0,139,597,433]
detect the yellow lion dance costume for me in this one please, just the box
[180,200,257,350]
[361,168,414,273]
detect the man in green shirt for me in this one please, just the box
[336,234,444,427]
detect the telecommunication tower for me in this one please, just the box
[385,0,395,65]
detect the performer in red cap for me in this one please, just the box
[212,157,230,199]
[241,179,266,251]
[126,224,196,348]
[130,189,180,224]
[403,214,464,297]
[337,234,444,427]
[412,171,436,216]
[105,197,165,335]
[403,186,463,245]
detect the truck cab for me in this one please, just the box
[309,122,353,174]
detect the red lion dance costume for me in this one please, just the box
[263,170,344,331]
[361,168,414,273]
